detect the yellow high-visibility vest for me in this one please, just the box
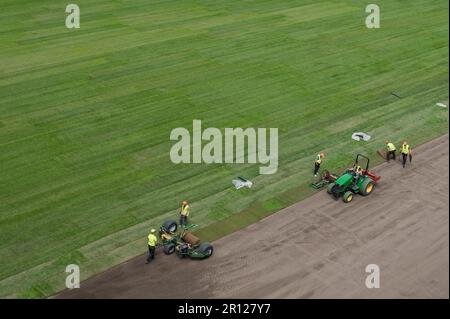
[401,144,410,154]
[387,143,396,152]
[354,165,363,174]
[181,204,190,217]
[148,234,158,247]
[315,154,322,164]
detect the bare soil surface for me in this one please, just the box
[57,134,449,299]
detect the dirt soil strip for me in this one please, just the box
[57,135,449,299]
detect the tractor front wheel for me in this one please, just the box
[163,243,176,255]
[343,191,353,203]
[327,182,335,194]
[359,178,374,196]
[162,220,178,233]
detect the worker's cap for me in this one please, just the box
[403,141,407,144]
[385,140,389,144]
[150,229,156,233]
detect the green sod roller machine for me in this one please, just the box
[159,220,214,259]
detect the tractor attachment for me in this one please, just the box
[159,220,213,259]
[311,170,338,189]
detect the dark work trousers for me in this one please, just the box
[387,150,396,162]
[180,215,188,227]
[402,153,408,167]
[147,245,155,263]
[314,162,321,175]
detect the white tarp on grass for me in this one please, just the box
[352,132,371,141]
[232,177,253,190]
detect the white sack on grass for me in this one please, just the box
[232,177,253,190]
[352,132,371,142]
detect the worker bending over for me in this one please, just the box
[385,140,396,162]
[146,229,158,264]
[314,152,325,177]
[400,141,412,168]
[180,200,190,227]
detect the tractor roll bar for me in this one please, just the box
[355,154,370,171]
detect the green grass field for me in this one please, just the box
[0,0,448,298]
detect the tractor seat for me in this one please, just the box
[161,233,172,240]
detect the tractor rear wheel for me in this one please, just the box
[163,243,176,255]
[162,220,178,233]
[327,183,335,194]
[359,178,374,196]
[343,191,353,203]
[196,243,214,258]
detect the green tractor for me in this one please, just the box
[327,154,380,203]
[159,220,214,259]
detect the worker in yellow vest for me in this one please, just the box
[385,140,397,162]
[314,152,325,177]
[146,229,158,264]
[180,200,190,227]
[400,141,412,168]
[352,161,364,185]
